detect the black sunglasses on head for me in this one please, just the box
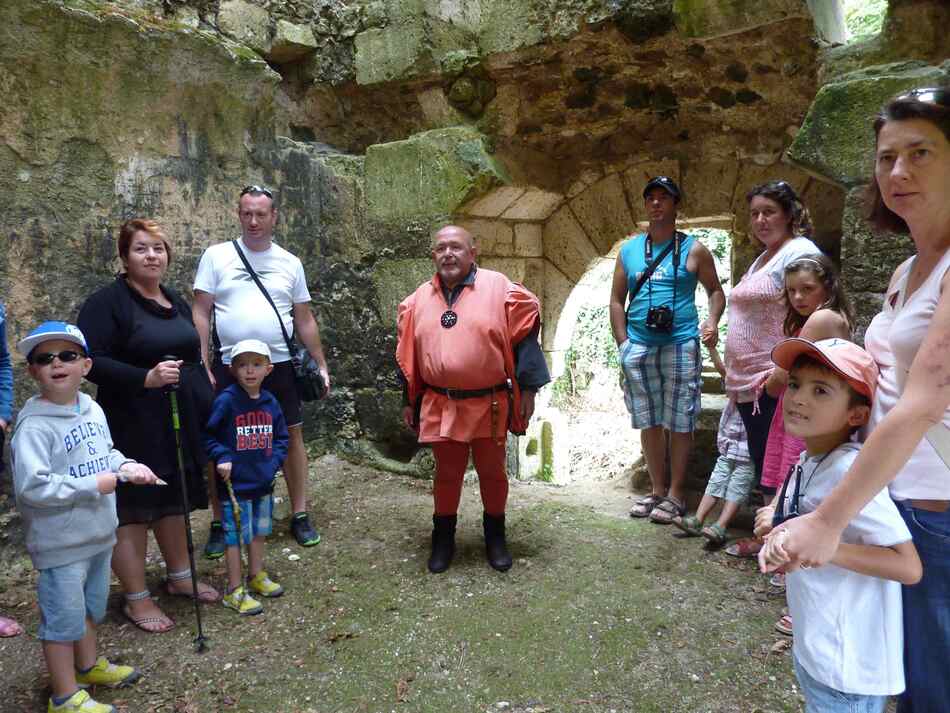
[896,87,949,107]
[30,350,84,366]
[240,184,274,199]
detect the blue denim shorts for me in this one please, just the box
[220,493,273,546]
[37,548,112,642]
[793,654,887,713]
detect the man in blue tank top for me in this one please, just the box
[608,177,725,524]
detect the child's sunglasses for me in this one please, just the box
[29,350,84,366]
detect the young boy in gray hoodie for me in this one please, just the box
[11,322,161,713]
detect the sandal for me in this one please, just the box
[725,538,762,558]
[649,496,686,525]
[0,615,22,638]
[774,613,793,636]
[702,522,728,547]
[629,494,663,518]
[672,514,703,537]
[122,601,175,634]
[769,572,786,591]
[164,576,221,604]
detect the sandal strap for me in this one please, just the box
[166,568,191,582]
[124,590,151,602]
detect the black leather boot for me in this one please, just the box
[428,515,457,574]
[483,513,512,572]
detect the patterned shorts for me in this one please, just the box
[620,338,701,432]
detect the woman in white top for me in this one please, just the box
[763,86,950,713]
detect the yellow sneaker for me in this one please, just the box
[76,657,140,689]
[48,689,115,712]
[223,586,263,615]
[249,571,284,598]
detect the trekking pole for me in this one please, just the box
[223,478,250,609]
[163,355,209,653]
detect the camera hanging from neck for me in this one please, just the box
[645,231,682,332]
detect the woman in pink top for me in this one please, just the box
[724,182,819,494]
[761,86,950,712]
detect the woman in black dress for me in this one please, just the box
[78,219,219,632]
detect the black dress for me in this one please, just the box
[78,276,214,525]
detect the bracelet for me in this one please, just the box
[116,460,137,482]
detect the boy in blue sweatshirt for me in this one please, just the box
[11,322,161,713]
[204,339,289,615]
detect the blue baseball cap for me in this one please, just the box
[17,321,88,358]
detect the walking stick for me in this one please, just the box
[164,355,209,653]
[223,478,251,610]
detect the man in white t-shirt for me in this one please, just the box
[193,185,330,551]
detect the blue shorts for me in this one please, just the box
[620,338,701,432]
[37,549,112,642]
[794,654,887,713]
[220,493,273,546]
[704,455,755,503]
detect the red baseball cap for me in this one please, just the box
[771,337,879,401]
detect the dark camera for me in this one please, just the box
[645,305,674,332]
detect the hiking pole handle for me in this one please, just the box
[161,354,181,393]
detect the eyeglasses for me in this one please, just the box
[30,350,84,366]
[240,185,274,199]
[896,87,949,107]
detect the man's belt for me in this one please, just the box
[426,381,510,400]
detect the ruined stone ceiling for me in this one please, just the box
[292,16,819,194]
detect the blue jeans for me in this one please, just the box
[793,655,886,713]
[37,549,112,642]
[220,493,273,546]
[895,501,950,713]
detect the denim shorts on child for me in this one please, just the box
[37,548,111,641]
[221,493,274,546]
[704,454,755,503]
[620,338,701,432]
[793,654,887,713]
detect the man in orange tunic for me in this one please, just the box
[396,225,550,573]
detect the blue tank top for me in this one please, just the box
[619,232,699,346]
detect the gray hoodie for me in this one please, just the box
[11,392,127,570]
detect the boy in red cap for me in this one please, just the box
[758,337,922,712]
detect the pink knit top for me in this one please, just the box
[725,237,819,402]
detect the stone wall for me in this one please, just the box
[1,0,948,491]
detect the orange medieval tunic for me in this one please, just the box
[396,268,541,444]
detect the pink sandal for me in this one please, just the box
[0,615,23,638]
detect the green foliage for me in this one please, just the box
[551,303,618,408]
[843,0,887,41]
[538,421,554,482]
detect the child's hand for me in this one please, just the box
[753,506,775,539]
[97,472,118,495]
[119,463,165,486]
[217,462,232,482]
[758,528,793,572]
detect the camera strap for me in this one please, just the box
[631,231,680,305]
[231,240,300,360]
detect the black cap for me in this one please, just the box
[642,176,681,203]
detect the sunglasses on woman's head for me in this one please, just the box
[30,350,84,366]
[896,87,949,107]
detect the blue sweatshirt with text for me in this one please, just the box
[203,384,289,500]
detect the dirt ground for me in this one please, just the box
[0,454,804,713]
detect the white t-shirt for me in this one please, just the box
[746,236,820,291]
[784,443,911,696]
[193,238,311,364]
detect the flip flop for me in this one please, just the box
[0,615,23,638]
[774,613,793,636]
[122,604,175,634]
[163,579,221,603]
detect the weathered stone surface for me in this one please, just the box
[371,259,434,331]
[788,63,950,187]
[462,186,526,218]
[839,186,915,295]
[542,205,599,284]
[365,127,508,223]
[568,174,635,255]
[267,20,318,63]
[217,0,271,54]
[673,0,812,39]
[501,189,564,221]
[457,219,514,257]
[514,223,543,257]
[354,22,428,85]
